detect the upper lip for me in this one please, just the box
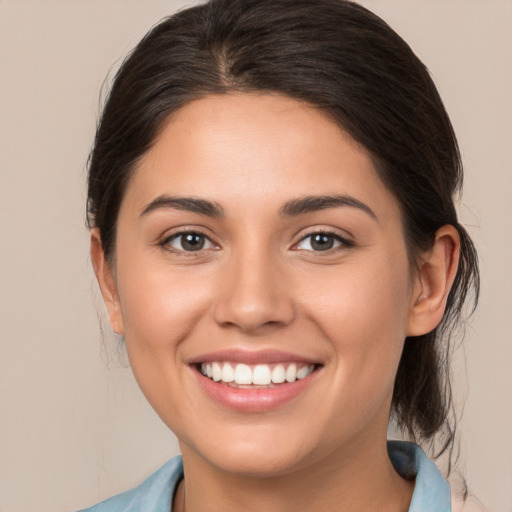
[187,348,320,366]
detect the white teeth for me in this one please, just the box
[297,365,311,379]
[234,363,252,385]
[221,362,235,382]
[211,362,222,382]
[200,362,315,385]
[271,364,286,384]
[285,363,297,383]
[253,364,272,385]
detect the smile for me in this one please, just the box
[200,362,316,387]
[191,351,322,412]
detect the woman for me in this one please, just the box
[82,0,481,510]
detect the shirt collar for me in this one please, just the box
[388,440,451,512]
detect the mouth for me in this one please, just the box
[198,361,317,388]
[190,350,322,411]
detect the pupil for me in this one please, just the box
[182,233,204,251]
[312,234,333,251]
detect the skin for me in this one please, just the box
[91,93,460,512]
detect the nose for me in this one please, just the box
[213,248,295,334]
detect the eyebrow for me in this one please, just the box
[279,195,377,220]
[139,193,377,221]
[140,195,224,218]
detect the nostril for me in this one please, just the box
[213,298,295,333]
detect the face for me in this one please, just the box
[97,93,423,477]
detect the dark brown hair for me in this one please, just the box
[87,0,479,461]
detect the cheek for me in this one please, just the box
[302,250,412,387]
[113,256,219,423]
[304,253,411,335]
[115,254,214,357]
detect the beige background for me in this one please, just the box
[0,1,510,511]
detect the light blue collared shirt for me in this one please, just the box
[79,441,451,512]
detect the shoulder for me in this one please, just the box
[76,456,183,512]
[388,441,488,512]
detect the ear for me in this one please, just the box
[90,228,124,335]
[406,225,460,337]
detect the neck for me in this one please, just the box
[174,437,414,512]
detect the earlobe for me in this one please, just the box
[406,225,460,337]
[90,228,124,335]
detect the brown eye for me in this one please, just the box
[296,232,352,252]
[166,232,214,252]
[310,234,335,251]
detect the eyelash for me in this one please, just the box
[294,230,354,253]
[160,229,217,254]
[159,228,354,255]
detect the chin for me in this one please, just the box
[207,447,311,477]
[179,422,328,478]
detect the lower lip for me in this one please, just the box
[193,368,318,413]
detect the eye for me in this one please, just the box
[165,232,216,252]
[295,232,351,252]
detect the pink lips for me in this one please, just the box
[188,348,315,366]
[189,349,321,413]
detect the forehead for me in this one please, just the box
[123,93,399,222]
